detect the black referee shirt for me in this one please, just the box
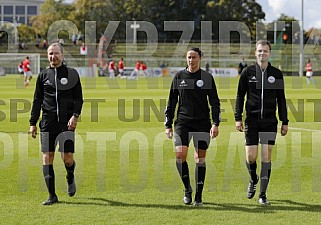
[164,68,221,128]
[235,62,288,125]
[30,64,83,126]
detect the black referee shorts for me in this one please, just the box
[174,121,211,150]
[40,117,75,153]
[244,117,277,146]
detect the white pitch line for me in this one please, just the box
[288,126,321,132]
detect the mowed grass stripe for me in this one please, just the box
[0,75,321,224]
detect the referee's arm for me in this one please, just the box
[208,78,221,126]
[234,71,247,122]
[164,80,178,129]
[276,76,289,126]
[29,73,44,126]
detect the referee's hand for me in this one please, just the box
[68,115,78,130]
[29,126,37,139]
[165,128,173,139]
[235,121,243,132]
[281,125,288,136]
[210,124,219,138]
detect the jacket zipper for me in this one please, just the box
[260,67,266,119]
[54,68,59,122]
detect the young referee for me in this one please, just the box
[235,40,289,205]
[165,47,221,206]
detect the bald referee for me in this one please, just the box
[165,47,221,206]
[29,43,83,205]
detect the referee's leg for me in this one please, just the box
[258,144,273,205]
[192,126,211,206]
[174,124,194,204]
[62,152,76,197]
[59,130,76,197]
[258,123,277,205]
[42,150,58,205]
[244,119,260,199]
[175,146,192,204]
[194,148,206,206]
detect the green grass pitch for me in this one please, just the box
[0,75,321,224]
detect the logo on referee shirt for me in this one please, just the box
[249,76,258,82]
[60,78,68,85]
[196,80,204,87]
[267,76,275,83]
[44,80,52,85]
[179,80,188,87]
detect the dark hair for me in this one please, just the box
[255,40,271,51]
[188,47,203,57]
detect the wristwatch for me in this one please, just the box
[73,113,79,118]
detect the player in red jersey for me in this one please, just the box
[118,58,124,77]
[108,60,115,78]
[129,60,141,79]
[23,56,32,87]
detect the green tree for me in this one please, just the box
[70,0,114,39]
[206,0,265,40]
[154,0,208,41]
[108,0,157,40]
[28,0,267,43]
[262,14,300,44]
[30,0,72,40]
[118,0,208,41]
[277,14,299,44]
[17,24,35,43]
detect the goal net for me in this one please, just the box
[0,53,40,76]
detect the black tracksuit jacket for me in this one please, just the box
[164,68,221,129]
[29,64,83,128]
[234,62,288,125]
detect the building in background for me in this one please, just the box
[0,0,44,25]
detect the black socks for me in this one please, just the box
[43,164,56,198]
[260,162,271,196]
[195,162,206,199]
[176,161,192,192]
[176,160,207,197]
[65,161,76,184]
[246,161,272,197]
[246,161,258,183]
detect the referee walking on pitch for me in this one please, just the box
[29,43,83,205]
[235,40,288,205]
[165,47,221,206]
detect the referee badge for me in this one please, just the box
[267,76,275,83]
[196,80,204,87]
[60,78,68,85]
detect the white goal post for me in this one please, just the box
[0,53,40,76]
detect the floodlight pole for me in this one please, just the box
[274,21,277,44]
[299,0,304,77]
